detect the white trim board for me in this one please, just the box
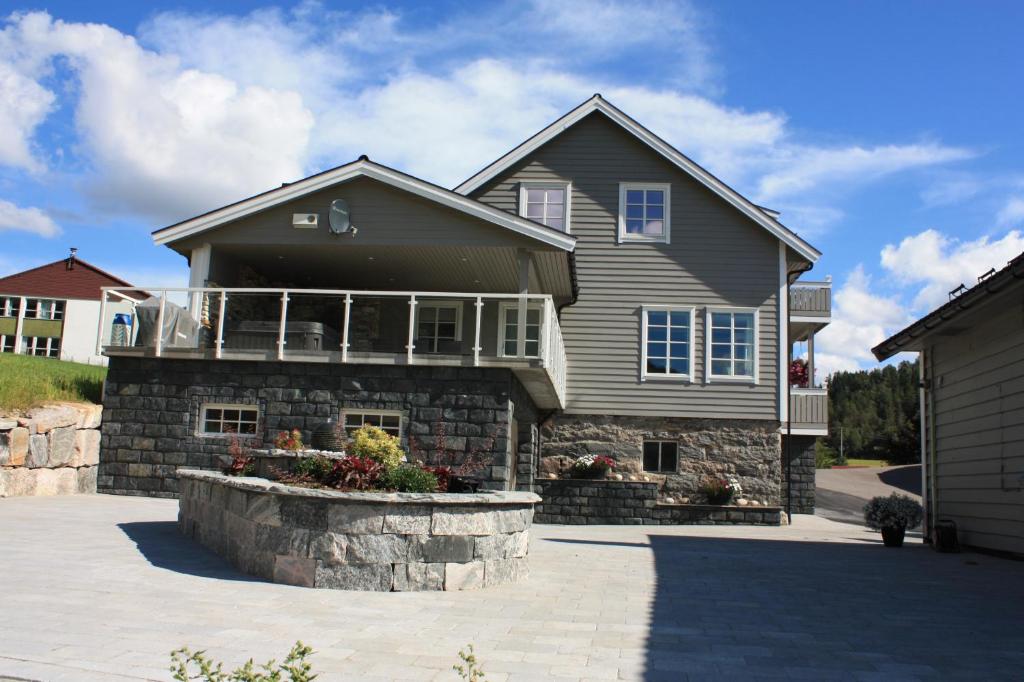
[455,94,820,263]
[153,160,576,252]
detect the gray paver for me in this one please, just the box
[0,495,1022,680]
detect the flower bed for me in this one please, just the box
[177,469,540,591]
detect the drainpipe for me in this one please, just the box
[918,349,929,543]
[785,260,813,520]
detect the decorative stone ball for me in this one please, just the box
[680,497,690,504]
[642,475,651,482]
[663,497,675,504]
[750,500,761,506]
[611,473,623,481]
[737,498,749,506]
[547,472,558,479]
[626,474,637,481]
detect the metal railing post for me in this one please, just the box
[473,297,483,367]
[155,292,167,358]
[215,293,227,359]
[341,293,351,363]
[277,291,289,361]
[406,295,417,364]
[96,290,107,356]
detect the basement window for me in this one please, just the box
[341,410,403,438]
[201,404,259,436]
[643,441,678,473]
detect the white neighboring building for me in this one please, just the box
[0,250,139,366]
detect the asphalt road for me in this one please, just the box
[815,464,922,525]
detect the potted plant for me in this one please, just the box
[699,476,742,505]
[569,455,615,479]
[863,493,923,547]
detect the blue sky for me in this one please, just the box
[2,0,1023,374]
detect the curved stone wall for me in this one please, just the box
[177,470,540,591]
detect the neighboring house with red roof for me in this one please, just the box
[0,249,139,365]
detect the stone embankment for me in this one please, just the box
[0,403,102,497]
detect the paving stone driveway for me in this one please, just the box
[0,495,1021,681]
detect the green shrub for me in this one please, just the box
[381,465,439,493]
[814,441,837,469]
[863,493,923,530]
[349,425,404,470]
[291,455,333,482]
[170,640,317,681]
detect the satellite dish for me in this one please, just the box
[328,199,357,236]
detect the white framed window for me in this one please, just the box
[618,183,670,243]
[21,336,60,358]
[1,335,15,353]
[706,308,758,383]
[0,297,20,318]
[200,403,260,436]
[416,301,463,353]
[641,306,694,381]
[643,440,678,473]
[341,410,403,438]
[497,302,543,358]
[519,182,571,232]
[25,298,64,321]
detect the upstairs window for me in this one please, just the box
[498,303,543,358]
[619,183,670,243]
[416,302,462,353]
[0,297,20,318]
[519,183,570,232]
[25,298,64,320]
[641,306,693,380]
[707,309,758,382]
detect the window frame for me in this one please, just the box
[198,403,261,438]
[518,182,572,233]
[496,301,545,358]
[640,304,695,382]
[643,440,679,473]
[618,182,671,244]
[705,307,759,385]
[0,297,20,318]
[340,409,404,438]
[414,300,464,353]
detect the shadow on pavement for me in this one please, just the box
[553,532,1023,680]
[878,464,922,495]
[118,521,261,582]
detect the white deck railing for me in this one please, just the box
[98,286,567,406]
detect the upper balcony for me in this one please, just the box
[789,279,831,342]
[97,287,567,410]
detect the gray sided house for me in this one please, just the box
[98,95,830,513]
[874,251,1024,556]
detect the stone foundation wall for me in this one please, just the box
[534,479,782,525]
[541,415,782,504]
[0,403,102,497]
[782,435,816,514]
[100,357,537,498]
[178,469,540,591]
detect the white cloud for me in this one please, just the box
[880,228,1024,310]
[996,197,1024,228]
[920,175,983,208]
[0,198,59,236]
[0,60,54,171]
[814,266,910,378]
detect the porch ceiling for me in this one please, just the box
[213,243,573,297]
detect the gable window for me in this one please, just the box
[643,441,678,473]
[498,303,543,357]
[200,403,259,436]
[707,308,758,382]
[416,302,462,353]
[341,410,402,438]
[641,306,693,380]
[519,183,570,232]
[619,183,670,243]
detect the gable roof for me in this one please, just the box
[455,94,821,263]
[873,250,1024,361]
[0,256,136,301]
[153,157,576,251]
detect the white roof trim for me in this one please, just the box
[455,95,820,263]
[153,160,576,251]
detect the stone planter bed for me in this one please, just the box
[177,469,540,591]
[534,479,783,526]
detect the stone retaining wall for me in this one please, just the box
[178,469,540,591]
[0,403,102,497]
[534,479,782,526]
[101,357,537,498]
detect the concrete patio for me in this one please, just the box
[0,495,1021,681]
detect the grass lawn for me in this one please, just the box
[841,458,889,468]
[0,354,106,411]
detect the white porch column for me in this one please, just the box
[13,296,26,354]
[188,243,212,319]
[516,249,530,357]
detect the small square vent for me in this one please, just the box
[293,213,318,228]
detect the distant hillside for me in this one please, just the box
[822,360,920,465]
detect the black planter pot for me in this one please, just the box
[705,492,734,505]
[448,476,480,494]
[311,419,346,452]
[881,526,906,547]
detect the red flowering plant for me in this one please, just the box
[222,431,257,477]
[699,475,742,505]
[789,358,810,388]
[325,456,384,491]
[570,454,616,479]
[273,428,304,451]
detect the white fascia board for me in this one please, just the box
[455,96,821,263]
[153,161,576,252]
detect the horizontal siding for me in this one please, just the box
[930,295,1024,555]
[472,112,781,420]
